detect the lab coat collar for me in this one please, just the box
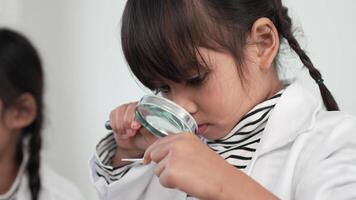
[256,81,322,157]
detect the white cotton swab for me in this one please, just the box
[121,158,144,162]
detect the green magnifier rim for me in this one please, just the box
[134,95,197,138]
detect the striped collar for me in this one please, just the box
[206,89,284,171]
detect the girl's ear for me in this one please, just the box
[249,17,280,71]
[6,93,37,129]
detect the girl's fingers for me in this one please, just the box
[143,140,157,164]
[110,106,123,136]
[157,160,176,189]
[148,142,170,164]
[154,156,168,177]
[116,104,128,137]
[143,134,181,164]
[123,103,134,130]
[131,119,141,130]
[120,103,139,138]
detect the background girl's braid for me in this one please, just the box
[16,132,41,200]
[27,133,41,200]
[274,1,339,111]
[25,109,43,200]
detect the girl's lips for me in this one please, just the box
[197,124,209,135]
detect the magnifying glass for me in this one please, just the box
[105,95,198,138]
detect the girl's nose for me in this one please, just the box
[173,95,198,115]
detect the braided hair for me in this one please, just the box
[0,28,43,200]
[272,0,339,111]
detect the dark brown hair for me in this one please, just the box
[121,0,339,111]
[0,28,43,200]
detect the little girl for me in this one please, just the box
[90,0,356,199]
[0,28,84,200]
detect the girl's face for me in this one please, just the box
[157,48,282,140]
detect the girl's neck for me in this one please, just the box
[268,79,284,98]
[0,141,20,194]
[265,69,285,99]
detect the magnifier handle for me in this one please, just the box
[105,120,112,130]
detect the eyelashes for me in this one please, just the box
[152,71,210,95]
[186,71,209,86]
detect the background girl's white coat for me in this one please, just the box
[0,0,355,199]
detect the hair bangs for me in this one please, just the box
[121,0,229,90]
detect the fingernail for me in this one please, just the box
[131,121,141,129]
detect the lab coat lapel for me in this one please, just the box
[255,82,322,158]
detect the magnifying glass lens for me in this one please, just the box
[135,95,197,138]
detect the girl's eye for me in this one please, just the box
[186,72,209,86]
[154,85,170,95]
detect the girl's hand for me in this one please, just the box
[109,102,158,167]
[143,133,279,200]
[143,133,234,200]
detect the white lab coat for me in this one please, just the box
[90,81,356,199]
[0,158,84,200]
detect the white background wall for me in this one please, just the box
[0,0,355,199]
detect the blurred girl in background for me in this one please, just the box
[0,28,83,200]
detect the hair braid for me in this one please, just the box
[274,2,339,111]
[25,82,43,200]
[27,131,42,200]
